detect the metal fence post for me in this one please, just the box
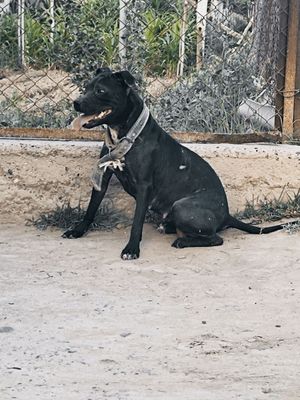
[282,0,299,138]
[196,0,209,71]
[49,0,55,44]
[177,0,189,77]
[17,0,25,68]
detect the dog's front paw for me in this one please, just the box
[121,244,140,260]
[62,222,88,239]
[62,228,84,239]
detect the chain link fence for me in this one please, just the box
[0,0,295,134]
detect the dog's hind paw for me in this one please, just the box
[157,222,177,234]
[172,238,186,248]
[121,244,140,260]
[157,224,165,234]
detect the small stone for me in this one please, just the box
[0,326,14,333]
[262,387,272,394]
[120,332,132,338]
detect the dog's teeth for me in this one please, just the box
[97,109,112,119]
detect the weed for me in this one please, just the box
[234,189,300,227]
[27,199,132,231]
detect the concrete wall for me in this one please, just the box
[0,139,299,223]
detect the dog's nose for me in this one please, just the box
[73,100,81,112]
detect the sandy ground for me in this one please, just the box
[1,222,300,400]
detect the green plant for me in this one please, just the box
[52,0,119,87]
[0,14,18,68]
[24,13,53,67]
[0,1,120,74]
[143,7,195,76]
[0,0,196,78]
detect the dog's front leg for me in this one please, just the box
[63,168,113,239]
[121,183,151,260]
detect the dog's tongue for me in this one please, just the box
[68,114,97,130]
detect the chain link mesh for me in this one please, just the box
[0,0,290,133]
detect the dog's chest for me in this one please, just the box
[114,165,138,197]
[114,149,145,192]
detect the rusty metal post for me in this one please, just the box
[282,0,299,138]
[293,3,300,139]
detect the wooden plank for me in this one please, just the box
[0,127,106,141]
[282,0,299,137]
[171,131,281,144]
[0,127,281,144]
[275,0,289,132]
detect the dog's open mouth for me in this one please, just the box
[90,108,113,121]
[69,108,112,130]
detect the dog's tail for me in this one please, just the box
[226,215,299,234]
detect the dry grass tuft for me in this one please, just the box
[235,189,300,226]
[27,199,132,231]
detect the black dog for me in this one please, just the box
[63,68,297,259]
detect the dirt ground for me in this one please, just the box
[1,222,300,400]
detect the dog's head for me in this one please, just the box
[73,68,137,129]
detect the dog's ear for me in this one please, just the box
[95,67,111,76]
[114,70,136,88]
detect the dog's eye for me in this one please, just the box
[95,88,105,96]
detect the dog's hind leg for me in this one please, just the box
[170,198,224,249]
